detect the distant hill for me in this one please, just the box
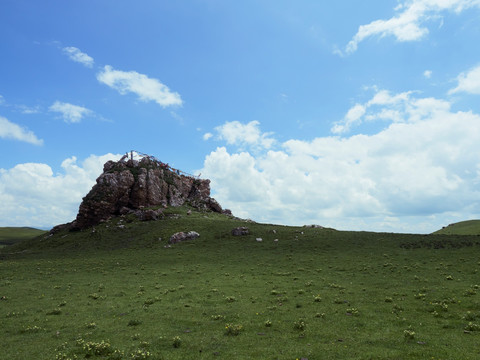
[0,227,47,247]
[433,220,480,235]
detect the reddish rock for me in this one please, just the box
[70,154,225,230]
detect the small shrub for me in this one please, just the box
[143,298,155,306]
[130,349,151,359]
[128,319,142,326]
[88,293,100,300]
[293,319,306,331]
[82,340,113,357]
[463,311,478,321]
[465,322,480,332]
[346,308,359,316]
[404,329,415,340]
[264,319,272,327]
[313,295,322,302]
[464,288,476,296]
[172,336,181,348]
[224,323,243,336]
[21,325,43,333]
[46,308,62,315]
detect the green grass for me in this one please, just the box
[1,206,480,359]
[433,220,480,235]
[0,227,47,248]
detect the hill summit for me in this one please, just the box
[62,151,228,231]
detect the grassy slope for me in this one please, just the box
[0,227,47,247]
[433,220,480,235]
[1,207,480,359]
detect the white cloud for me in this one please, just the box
[17,104,41,114]
[331,89,450,133]
[203,132,213,140]
[344,0,480,54]
[0,95,4,105]
[424,70,433,78]
[97,65,182,107]
[0,153,122,228]
[200,92,480,233]
[49,101,92,123]
[331,103,366,134]
[0,116,43,145]
[214,120,276,150]
[62,46,94,68]
[449,64,480,94]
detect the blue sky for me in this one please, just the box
[1,0,480,232]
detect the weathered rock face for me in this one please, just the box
[71,155,225,230]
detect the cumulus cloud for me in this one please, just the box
[449,64,480,94]
[0,153,122,228]
[49,101,93,123]
[62,46,94,68]
[200,92,480,233]
[344,0,480,54]
[0,116,43,145]
[97,65,182,107]
[331,89,451,133]
[424,70,432,78]
[213,120,276,150]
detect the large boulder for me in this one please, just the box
[71,153,225,230]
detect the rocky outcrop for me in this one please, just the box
[70,154,227,230]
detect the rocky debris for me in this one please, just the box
[256,238,263,242]
[69,153,226,230]
[222,209,233,216]
[134,208,163,221]
[303,224,324,229]
[231,227,249,236]
[168,231,200,245]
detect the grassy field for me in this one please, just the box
[433,220,480,235]
[0,227,47,248]
[1,206,480,359]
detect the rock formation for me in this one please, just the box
[68,153,227,230]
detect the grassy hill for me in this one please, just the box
[1,207,480,359]
[0,226,47,247]
[433,220,480,235]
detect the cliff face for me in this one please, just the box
[71,155,224,230]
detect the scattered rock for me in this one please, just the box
[168,231,200,244]
[231,227,249,236]
[256,238,263,242]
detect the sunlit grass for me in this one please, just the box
[1,206,479,359]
